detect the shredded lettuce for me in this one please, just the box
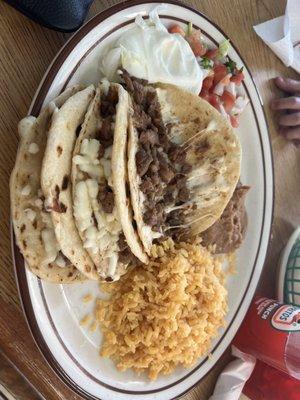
[187,21,193,36]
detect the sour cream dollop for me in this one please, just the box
[100,8,203,94]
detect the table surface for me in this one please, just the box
[0,0,299,399]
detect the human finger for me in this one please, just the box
[279,126,300,141]
[278,112,300,127]
[271,96,300,110]
[274,77,300,94]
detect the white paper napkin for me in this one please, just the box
[253,0,300,73]
[209,346,256,400]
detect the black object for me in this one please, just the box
[5,0,94,32]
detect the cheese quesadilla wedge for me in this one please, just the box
[41,85,99,280]
[124,73,241,256]
[72,82,147,281]
[10,86,85,282]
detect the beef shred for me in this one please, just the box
[96,87,118,214]
[98,86,118,148]
[98,185,114,214]
[118,234,139,265]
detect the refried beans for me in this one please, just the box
[201,185,250,253]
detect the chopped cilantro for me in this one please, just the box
[200,57,214,69]
[225,60,237,73]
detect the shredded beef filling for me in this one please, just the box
[118,234,139,265]
[98,185,114,214]
[97,85,136,264]
[96,87,117,213]
[122,71,192,238]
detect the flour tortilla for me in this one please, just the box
[10,86,84,283]
[111,84,148,265]
[71,83,147,281]
[41,85,99,280]
[128,83,241,255]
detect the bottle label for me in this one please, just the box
[271,305,300,332]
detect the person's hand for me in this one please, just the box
[271,77,300,147]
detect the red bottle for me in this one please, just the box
[243,360,300,400]
[233,297,300,379]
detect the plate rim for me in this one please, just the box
[11,0,275,398]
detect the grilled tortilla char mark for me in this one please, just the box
[122,71,192,239]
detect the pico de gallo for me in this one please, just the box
[168,23,249,128]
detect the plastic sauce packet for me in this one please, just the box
[209,347,256,400]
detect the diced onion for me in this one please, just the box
[231,96,249,115]
[213,82,225,96]
[41,228,59,264]
[21,184,31,196]
[225,82,236,97]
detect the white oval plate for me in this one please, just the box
[12,1,274,399]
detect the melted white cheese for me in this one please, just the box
[73,138,103,180]
[28,142,39,154]
[24,208,36,222]
[55,254,67,268]
[74,139,122,273]
[41,228,60,265]
[21,184,31,196]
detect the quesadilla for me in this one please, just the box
[10,86,85,283]
[41,85,99,280]
[72,82,147,281]
[123,72,241,256]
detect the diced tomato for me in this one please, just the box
[230,115,239,128]
[202,75,214,91]
[221,90,236,112]
[187,28,201,41]
[230,71,245,85]
[204,48,218,59]
[187,37,206,56]
[199,89,210,102]
[213,64,227,85]
[219,74,231,86]
[209,93,221,111]
[168,24,185,37]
